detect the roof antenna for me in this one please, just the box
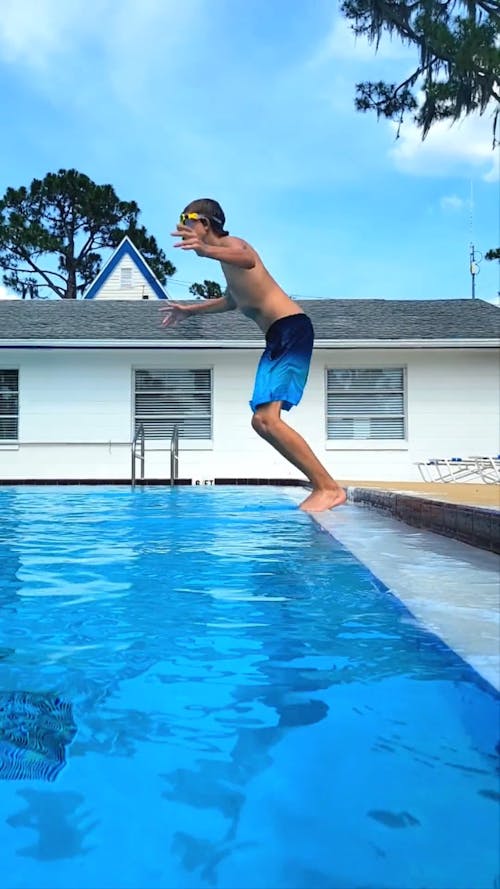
[469,181,482,299]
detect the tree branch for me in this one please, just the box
[476,0,500,13]
[17,249,65,296]
[76,231,98,261]
[45,270,66,282]
[392,66,425,98]
[1,266,66,281]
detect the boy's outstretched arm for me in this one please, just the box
[196,237,256,269]
[160,293,236,327]
[172,225,256,269]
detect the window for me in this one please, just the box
[134,369,212,440]
[120,266,132,288]
[0,370,19,441]
[326,368,405,440]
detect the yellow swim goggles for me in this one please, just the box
[179,211,224,226]
[179,212,207,226]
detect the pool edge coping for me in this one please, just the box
[286,486,500,694]
[346,485,500,554]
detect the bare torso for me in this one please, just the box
[221,242,303,334]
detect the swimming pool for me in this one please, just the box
[0,485,498,889]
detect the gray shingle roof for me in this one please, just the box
[0,298,498,342]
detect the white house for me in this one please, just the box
[1,298,498,484]
[0,240,498,483]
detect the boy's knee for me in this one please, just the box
[251,412,265,436]
[251,410,278,438]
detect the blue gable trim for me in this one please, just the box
[84,238,168,300]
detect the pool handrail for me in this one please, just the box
[131,423,145,487]
[131,424,179,486]
[170,424,179,487]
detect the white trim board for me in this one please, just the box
[0,338,498,349]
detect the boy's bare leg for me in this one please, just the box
[251,402,346,512]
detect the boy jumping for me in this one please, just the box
[160,198,346,512]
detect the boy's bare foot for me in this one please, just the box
[299,487,347,513]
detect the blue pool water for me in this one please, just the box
[0,485,498,889]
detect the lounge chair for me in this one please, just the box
[415,457,488,483]
[468,456,500,484]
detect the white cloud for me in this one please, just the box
[0,0,91,69]
[389,107,499,182]
[0,285,19,299]
[0,0,204,107]
[440,195,470,212]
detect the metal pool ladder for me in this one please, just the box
[170,424,179,486]
[131,423,145,486]
[131,424,179,487]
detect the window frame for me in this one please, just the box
[324,365,408,450]
[120,266,133,289]
[0,368,19,443]
[132,367,214,449]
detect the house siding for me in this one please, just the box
[0,347,498,482]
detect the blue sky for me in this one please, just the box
[0,0,498,303]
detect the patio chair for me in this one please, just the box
[415,457,482,483]
[467,456,500,484]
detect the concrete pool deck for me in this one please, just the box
[286,488,500,693]
[338,481,500,510]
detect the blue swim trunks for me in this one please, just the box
[250,313,314,412]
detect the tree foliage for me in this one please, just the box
[189,280,224,300]
[0,169,175,299]
[485,247,500,260]
[341,0,500,140]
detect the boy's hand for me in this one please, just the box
[159,302,191,328]
[171,224,209,256]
